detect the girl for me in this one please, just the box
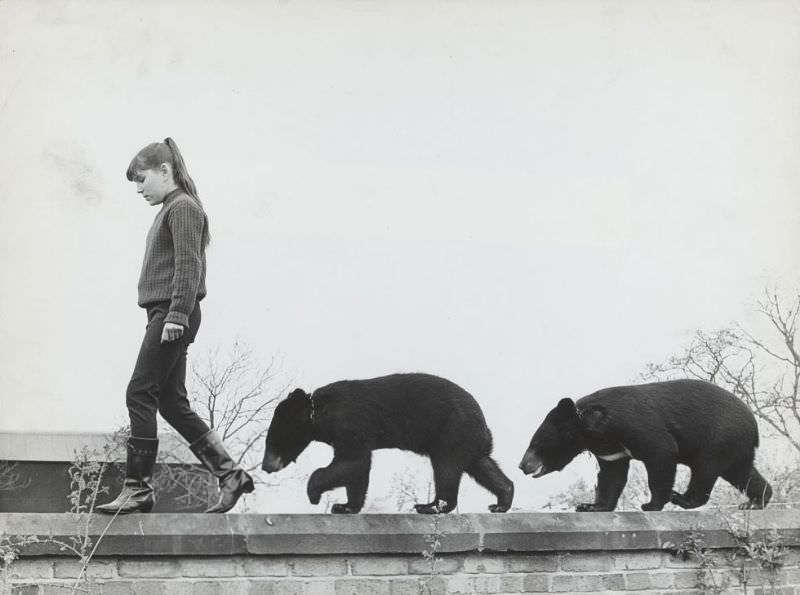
[97,138,254,514]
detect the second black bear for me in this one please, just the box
[261,373,514,514]
[519,379,772,511]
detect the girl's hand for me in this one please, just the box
[161,322,184,343]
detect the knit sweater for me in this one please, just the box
[137,189,208,328]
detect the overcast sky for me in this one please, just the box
[1,0,798,512]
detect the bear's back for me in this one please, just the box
[576,379,759,458]
[312,373,492,454]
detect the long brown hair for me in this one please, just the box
[126,137,210,246]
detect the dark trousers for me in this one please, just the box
[126,301,210,442]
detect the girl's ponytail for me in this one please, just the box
[164,137,200,204]
[162,137,211,247]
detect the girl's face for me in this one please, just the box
[133,165,173,206]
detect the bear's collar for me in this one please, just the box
[594,446,632,462]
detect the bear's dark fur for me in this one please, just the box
[519,379,772,511]
[262,373,514,514]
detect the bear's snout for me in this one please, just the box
[519,450,546,477]
[261,451,284,473]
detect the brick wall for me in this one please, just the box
[1,510,798,594]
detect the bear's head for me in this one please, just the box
[519,397,586,477]
[262,388,314,473]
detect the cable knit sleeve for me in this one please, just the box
[164,200,206,327]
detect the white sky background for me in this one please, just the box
[1,0,799,512]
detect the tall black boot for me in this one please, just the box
[190,429,254,513]
[96,437,158,515]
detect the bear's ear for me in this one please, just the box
[555,397,577,417]
[287,388,310,402]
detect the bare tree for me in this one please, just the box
[385,467,433,513]
[189,341,288,478]
[643,288,800,454]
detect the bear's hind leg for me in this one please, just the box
[465,456,514,513]
[641,457,677,511]
[722,461,772,510]
[577,458,630,512]
[669,463,718,509]
[415,455,464,514]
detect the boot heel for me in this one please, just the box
[243,474,255,494]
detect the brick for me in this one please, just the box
[502,554,558,573]
[305,580,336,595]
[9,585,38,595]
[5,559,53,579]
[246,579,276,595]
[559,553,611,572]
[438,575,503,594]
[389,578,425,595]
[625,572,672,591]
[273,580,305,595]
[38,587,69,595]
[497,575,523,592]
[180,558,241,577]
[522,574,549,592]
[243,558,290,577]
[291,557,348,577]
[441,576,474,594]
[133,582,169,595]
[551,574,603,592]
[472,575,501,593]
[192,581,250,595]
[408,555,459,575]
[472,574,501,593]
[99,582,142,595]
[334,578,390,595]
[643,572,673,589]
[613,552,663,570]
[118,559,181,578]
[350,557,408,576]
[53,558,115,579]
[461,555,506,574]
[162,582,194,595]
[601,573,625,590]
[751,589,795,595]
[625,572,652,590]
[673,570,702,589]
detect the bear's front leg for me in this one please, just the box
[306,468,327,505]
[576,458,630,512]
[306,451,372,513]
[641,456,677,511]
[330,469,371,514]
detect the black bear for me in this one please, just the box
[261,373,514,514]
[519,379,772,511]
